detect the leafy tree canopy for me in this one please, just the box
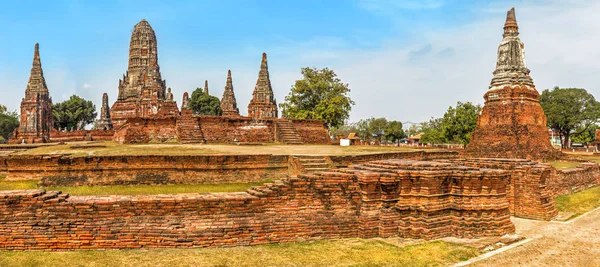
[0,105,19,142]
[355,117,405,142]
[540,87,600,148]
[385,120,405,143]
[440,101,481,145]
[280,67,355,129]
[570,124,600,145]
[188,88,222,116]
[330,124,358,138]
[419,102,480,145]
[420,117,445,144]
[53,95,97,131]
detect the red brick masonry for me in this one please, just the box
[0,159,514,250]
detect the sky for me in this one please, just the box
[1,0,600,126]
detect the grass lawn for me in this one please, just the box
[555,186,600,217]
[546,161,582,170]
[10,141,429,156]
[0,239,479,267]
[0,177,268,196]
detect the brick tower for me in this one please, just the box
[220,70,240,116]
[96,93,113,130]
[248,53,278,119]
[203,80,209,95]
[12,43,53,143]
[465,8,561,160]
[110,19,179,128]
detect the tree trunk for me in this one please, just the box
[562,131,570,148]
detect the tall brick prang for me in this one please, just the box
[96,93,113,130]
[248,53,278,119]
[110,19,179,128]
[220,70,240,116]
[203,80,209,95]
[465,8,561,160]
[11,43,53,144]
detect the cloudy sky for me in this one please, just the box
[1,0,599,126]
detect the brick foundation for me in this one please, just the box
[4,154,289,186]
[546,163,600,197]
[0,159,514,250]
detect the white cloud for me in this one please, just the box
[82,83,92,89]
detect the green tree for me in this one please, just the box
[385,120,405,143]
[52,95,97,131]
[540,87,600,148]
[188,88,222,116]
[330,124,358,138]
[280,67,355,128]
[0,105,19,142]
[440,102,481,145]
[420,118,445,144]
[356,117,388,142]
[570,124,600,145]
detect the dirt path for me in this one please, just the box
[469,208,600,266]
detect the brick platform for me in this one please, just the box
[0,159,514,250]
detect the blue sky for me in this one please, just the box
[1,0,599,125]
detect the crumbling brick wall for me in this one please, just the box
[289,119,330,144]
[0,159,514,250]
[4,154,289,186]
[113,117,179,144]
[50,130,115,143]
[546,163,600,197]
[196,116,274,143]
[450,158,557,220]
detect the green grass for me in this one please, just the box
[546,161,582,170]
[555,186,600,217]
[0,177,268,196]
[0,240,479,267]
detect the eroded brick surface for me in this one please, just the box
[0,159,515,250]
[465,8,561,160]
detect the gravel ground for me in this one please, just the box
[470,208,600,267]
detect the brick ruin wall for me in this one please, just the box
[196,116,274,143]
[113,116,330,144]
[330,151,459,168]
[449,158,557,220]
[289,119,330,144]
[113,117,179,144]
[50,130,115,143]
[0,159,515,250]
[546,162,600,197]
[3,151,457,186]
[4,154,290,186]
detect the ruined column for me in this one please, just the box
[465,8,561,160]
[247,53,278,119]
[220,70,240,116]
[12,43,53,143]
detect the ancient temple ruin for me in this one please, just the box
[9,20,329,145]
[11,43,53,144]
[248,53,278,119]
[110,19,179,128]
[220,70,240,116]
[465,8,561,160]
[96,93,113,130]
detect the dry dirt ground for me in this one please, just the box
[467,208,600,267]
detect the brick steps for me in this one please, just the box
[294,155,331,173]
[276,120,303,144]
[177,111,205,144]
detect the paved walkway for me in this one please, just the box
[468,208,600,266]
